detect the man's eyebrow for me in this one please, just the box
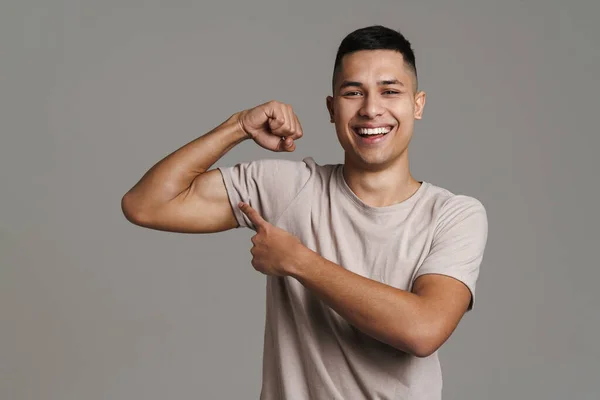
[378,79,404,86]
[339,80,362,89]
[338,79,405,89]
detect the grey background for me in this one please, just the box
[1,0,598,399]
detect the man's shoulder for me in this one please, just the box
[423,182,485,220]
[218,156,337,198]
[266,156,338,173]
[246,156,340,182]
[422,182,485,210]
[217,157,336,227]
[420,182,487,233]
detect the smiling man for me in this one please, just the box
[122,25,488,400]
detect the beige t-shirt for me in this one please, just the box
[219,157,488,400]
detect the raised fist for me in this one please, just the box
[238,101,304,152]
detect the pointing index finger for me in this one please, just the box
[238,202,267,231]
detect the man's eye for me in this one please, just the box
[343,91,361,96]
[383,90,400,95]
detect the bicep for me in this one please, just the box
[137,169,239,233]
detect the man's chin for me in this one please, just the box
[344,147,409,171]
[344,153,391,172]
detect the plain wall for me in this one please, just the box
[1,0,598,399]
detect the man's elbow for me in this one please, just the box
[409,339,441,358]
[392,324,446,358]
[121,193,150,226]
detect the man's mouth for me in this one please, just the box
[352,126,393,140]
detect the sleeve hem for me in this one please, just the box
[412,271,476,311]
[217,167,249,229]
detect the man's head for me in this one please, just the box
[327,25,426,171]
[331,25,418,92]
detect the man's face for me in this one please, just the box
[327,50,426,170]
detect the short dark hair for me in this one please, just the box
[332,25,417,91]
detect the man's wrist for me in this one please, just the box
[230,110,253,140]
[286,244,317,280]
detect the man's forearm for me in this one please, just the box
[288,247,437,357]
[123,112,248,210]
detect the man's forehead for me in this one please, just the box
[335,68,413,90]
[335,50,416,89]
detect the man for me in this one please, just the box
[122,25,488,400]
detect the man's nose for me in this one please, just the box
[358,94,384,118]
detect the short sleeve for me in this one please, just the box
[218,158,313,231]
[414,195,488,310]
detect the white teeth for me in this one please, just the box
[356,127,391,135]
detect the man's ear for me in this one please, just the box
[326,96,334,123]
[414,91,426,120]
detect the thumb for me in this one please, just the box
[238,202,268,231]
[278,136,295,152]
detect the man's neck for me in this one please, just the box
[342,154,421,208]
